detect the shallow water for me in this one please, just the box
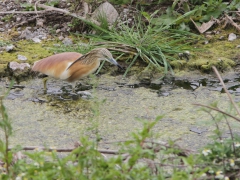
[1,72,240,151]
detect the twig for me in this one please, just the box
[0,10,51,14]
[193,103,240,123]
[224,13,240,32]
[212,66,240,116]
[36,3,99,26]
[8,146,120,154]
[223,115,236,154]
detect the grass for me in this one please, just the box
[52,9,201,77]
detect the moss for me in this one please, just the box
[170,60,187,69]
[0,39,57,72]
[187,57,235,72]
[171,31,240,72]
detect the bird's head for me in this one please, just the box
[92,48,122,69]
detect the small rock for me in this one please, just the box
[17,55,27,61]
[123,8,129,13]
[8,62,31,83]
[5,44,15,52]
[56,29,61,33]
[237,45,240,48]
[77,91,92,97]
[17,27,21,31]
[36,18,45,27]
[219,36,224,40]
[19,28,33,39]
[91,2,119,25]
[0,28,5,32]
[32,37,41,43]
[205,31,212,35]
[228,33,237,41]
[5,23,10,28]
[58,36,64,40]
[53,24,60,29]
[204,40,209,45]
[9,62,30,70]
[62,37,73,46]
[16,17,21,22]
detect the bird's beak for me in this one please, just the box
[109,58,123,69]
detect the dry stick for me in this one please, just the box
[36,3,100,26]
[8,146,120,154]
[212,66,240,116]
[193,103,240,123]
[224,13,240,32]
[0,10,51,14]
[223,115,236,154]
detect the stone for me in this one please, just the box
[58,36,64,40]
[0,28,5,32]
[32,37,41,43]
[36,18,45,27]
[62,37,73,46]
[8,62,31,83]
[56,29,61,33]
[17,55,27,61]
[228,33,237,41]
[9,62,30,70]
[91,2,119,25]
[19,28,33,39]
[16,17,21,22]
[5,44,15,52]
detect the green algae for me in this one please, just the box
[170,31,240,72]
[0,40,55,64]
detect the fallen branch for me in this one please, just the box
[225,13,240,32]
[8,146,120,154]
[212,66,240,116]
[193,103,240,123]
[0,10,51,14]
[36,3,100,26]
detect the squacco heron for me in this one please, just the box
[32,48,121,92]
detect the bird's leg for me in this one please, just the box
[72,81,76,93]
[43,77,48,93]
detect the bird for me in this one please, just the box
[32,48,122,92]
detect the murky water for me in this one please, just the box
[1,72,240,150]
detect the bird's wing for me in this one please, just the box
[32,52,82,80]
[66,60,100,82]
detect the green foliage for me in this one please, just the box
[45,0,60,7]
[68,12,198,77]
[20,3,35,11]
[155,0,240,31]
[2,14,14,22]
[0,41,10,47]
[109,0,132,5]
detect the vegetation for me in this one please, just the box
[52,0,240,76]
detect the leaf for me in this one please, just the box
[190,18,216,33]
[141,12,151,22]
